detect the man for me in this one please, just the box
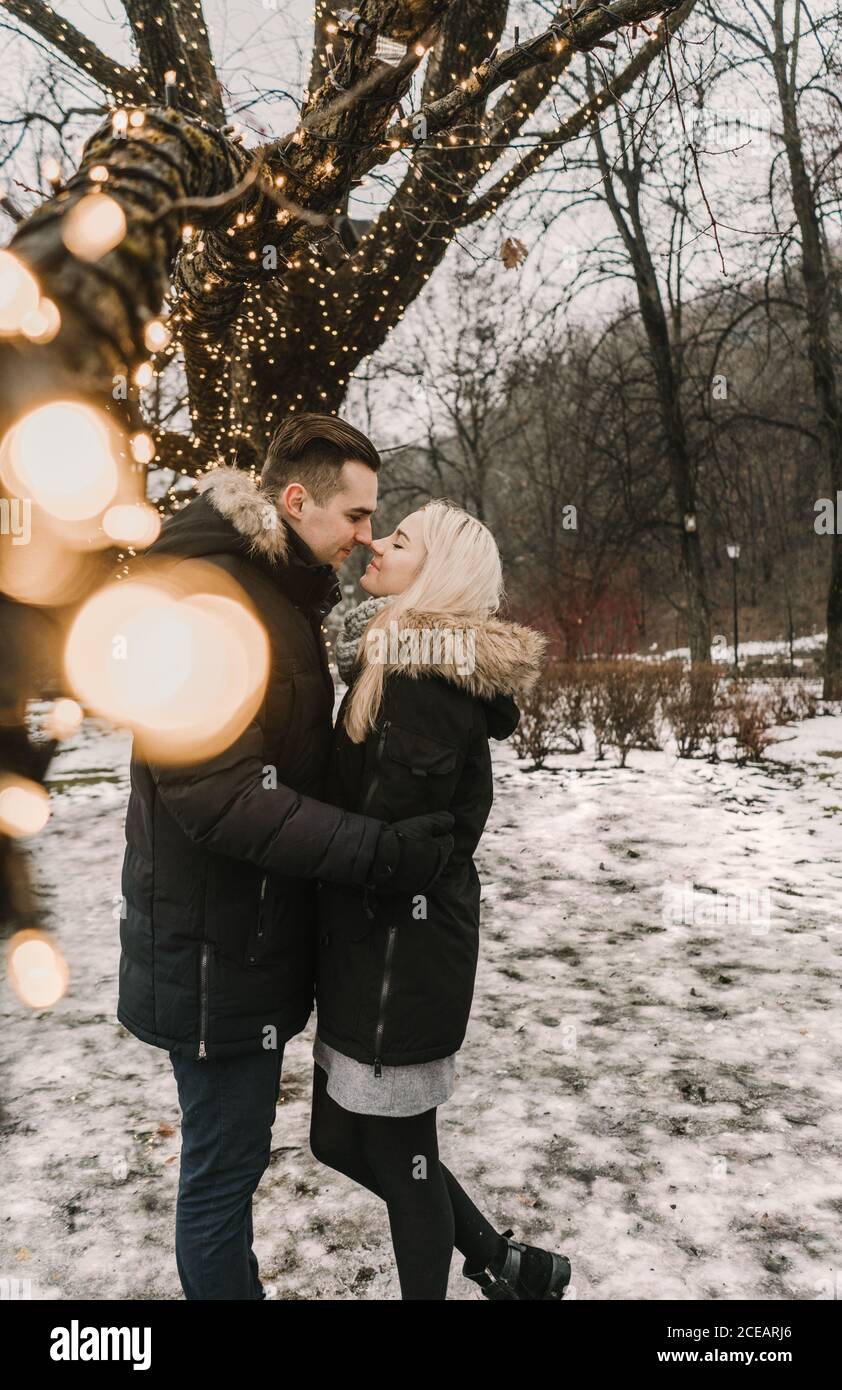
[117,414,453,1299]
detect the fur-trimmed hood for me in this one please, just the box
[357,606,547,702]
[196,465,291,565]
[148,464,341,617]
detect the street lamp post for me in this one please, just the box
[726,543,740,672]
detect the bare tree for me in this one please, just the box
[0,0,693,470]
[711,0,842,695]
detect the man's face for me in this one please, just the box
[281,459,378,569]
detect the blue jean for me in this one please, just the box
[168,1043,285,1300]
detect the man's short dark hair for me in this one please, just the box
[260,413,381,507]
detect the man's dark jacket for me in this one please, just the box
[116,466,383,1061]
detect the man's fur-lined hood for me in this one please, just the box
[358,607,548,701]
[196,465,291,565]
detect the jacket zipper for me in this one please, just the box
[198,942,209,1060]
[360,718,391,814]
[361,719,391,922]
[257,873,267,942]
[373,925,397,1077]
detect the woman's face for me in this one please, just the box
[360,509,426,597]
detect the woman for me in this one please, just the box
[309,499,571,1301]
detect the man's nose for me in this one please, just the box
[353,518,373,546]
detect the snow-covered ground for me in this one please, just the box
[2,700,841,1301]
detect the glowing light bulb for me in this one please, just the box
[0,776,50,837]
[42,156,61,186]
[130,431,155,463]
[20,297,61,344]
[7,930,69,1009]
[144,318,171,352]
[0,400,120,522]
[61,193,126,260]
[45,698,84,740]
[102,503,161,547]
[64,566,270,764]
[0,251,40,336]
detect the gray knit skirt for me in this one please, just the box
[313,1031,458,1117]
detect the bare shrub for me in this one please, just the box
[724,684,778,764]
[586,660,662,767]
[660,661,727,758]
[509,664,559,770]
[767,678,819,725]
[582,662,612,760]
[511,661,591,768]
[552,662,589,753]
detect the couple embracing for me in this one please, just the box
[117,413,571,1301]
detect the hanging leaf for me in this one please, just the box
[500,236,528,269]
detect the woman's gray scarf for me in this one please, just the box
[334,594,392,683]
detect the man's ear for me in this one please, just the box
[281,482,307,520]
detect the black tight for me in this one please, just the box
[309,1062,503,1299]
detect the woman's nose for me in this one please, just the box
[370,536,386,556]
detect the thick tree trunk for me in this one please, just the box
[633,262,712,664]
[770,0,842,699]
[591,102,712,663]
[1,110,249,431]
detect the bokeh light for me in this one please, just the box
[63,561,270,764]
[7,930,70,1009]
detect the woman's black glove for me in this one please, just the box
[367,812,455,894]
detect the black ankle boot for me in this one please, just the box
[462,1229,571,1300]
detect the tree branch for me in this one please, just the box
[459,3,696,229]
[122,0,225,124]
[380,0,687,151]
[0,0,149,103]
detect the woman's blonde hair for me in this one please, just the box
[344,500,504,743]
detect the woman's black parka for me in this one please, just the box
[315,609,546,1072]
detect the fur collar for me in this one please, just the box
[196,465,290,564]
[359,607,547,700]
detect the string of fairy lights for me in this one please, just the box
[139,5,650,520]
[3,1,663,553]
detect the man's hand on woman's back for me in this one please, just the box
[368,812,455,894]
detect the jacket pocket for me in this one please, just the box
[204,857,264,964]
[361,723,460,822]
[383,724,459,776]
